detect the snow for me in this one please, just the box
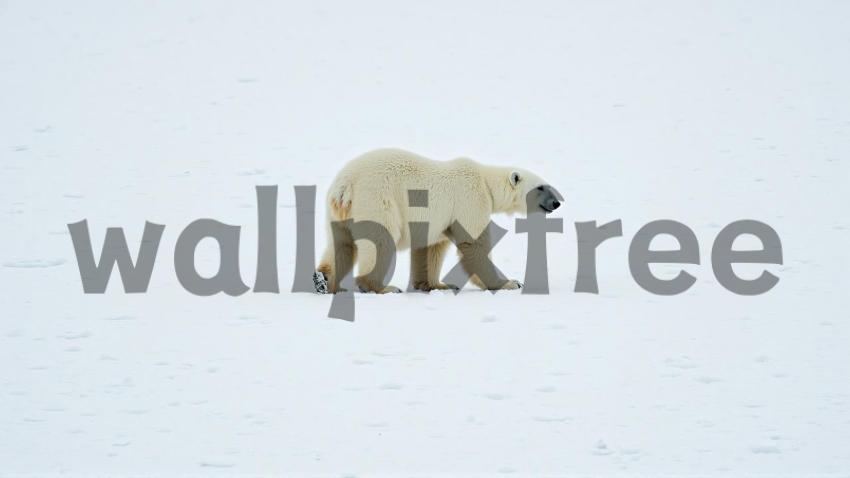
[2,0,850,475]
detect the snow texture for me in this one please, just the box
[1,0,849,475]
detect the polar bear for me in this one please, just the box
[315,148,561,294]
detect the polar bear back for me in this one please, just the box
[326,148,496,250]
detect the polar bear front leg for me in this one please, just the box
[410,241,457,291]
[426,241,457,290]
[456,242,522,291]
[317,233,356,294]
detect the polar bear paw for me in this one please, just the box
[412,281,460,292]
[313,271,329,294]
[500,279,523,290]
[355,276,402,294]
[359,284,402,294]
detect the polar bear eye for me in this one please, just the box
[510,172,521,186]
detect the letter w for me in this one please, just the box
[68,220,165,293]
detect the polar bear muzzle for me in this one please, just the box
[530,184,562,214]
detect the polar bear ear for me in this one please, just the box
[509,171,521,187]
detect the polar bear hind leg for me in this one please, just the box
[354,234,402,294]
[316,229,356,294]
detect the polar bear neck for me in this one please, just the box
[480,165,522,215]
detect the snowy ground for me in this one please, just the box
[2,0,850,475]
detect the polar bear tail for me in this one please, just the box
[327,178,353,221]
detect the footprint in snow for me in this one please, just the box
[236,168,266,176]
[103,315,136,321]
[58,331,92,340]
[664,356,699,369]
[750,445,781,454]
[593,440,613,455]
[532,416,572,423]
[364,421,388,428]
[482,393,509,401]
[200,462,235,468]
[3,258,66,268]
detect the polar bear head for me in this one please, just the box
[491,167,562,215]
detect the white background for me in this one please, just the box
[1,0,849,475]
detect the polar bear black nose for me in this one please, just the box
[552,200,560,210]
